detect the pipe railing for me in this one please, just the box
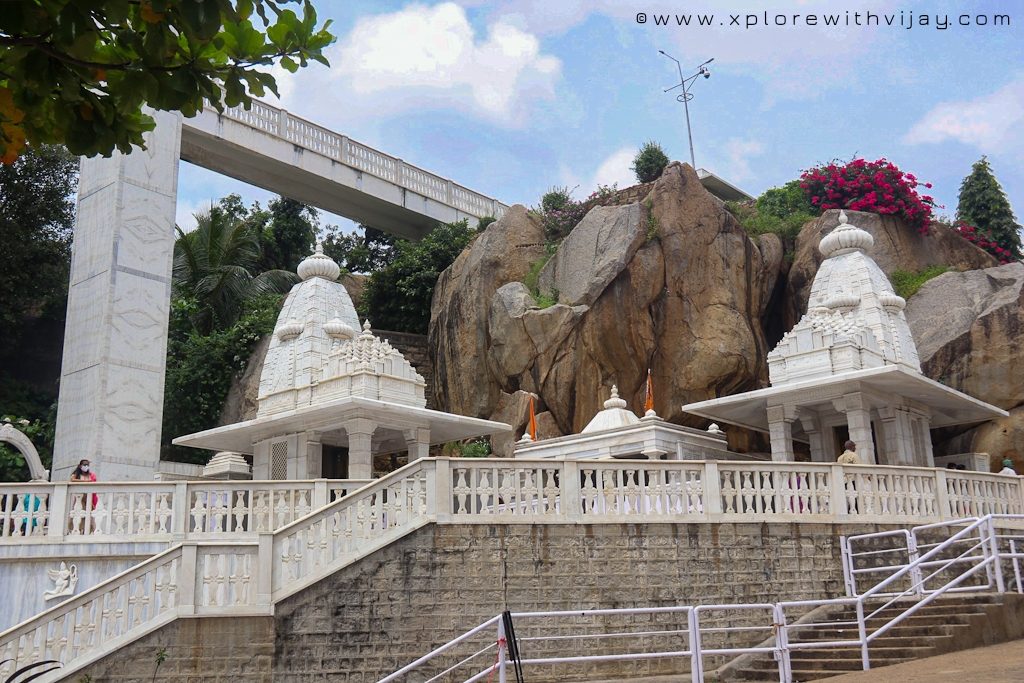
[382,513,1024,683]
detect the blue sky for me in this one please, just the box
[176,0,1023,234]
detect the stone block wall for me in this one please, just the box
[273,521,890,682]
[65,521,899,682]
[66,616,274,682]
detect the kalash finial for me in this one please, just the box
[297,241,341,281]
[604,385,628,409]
[819,208,874,259]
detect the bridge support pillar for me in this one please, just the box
[53,110,183,481]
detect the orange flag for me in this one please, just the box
[644,369,655,413]
[529,396,538,440]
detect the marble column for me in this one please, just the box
[404,427,430,462]
[878,407,915,466]
[843,392,876,465]
[53,109,183,481]
[767,405,796,462]
[345,418,377,480]
[799,410,828,462]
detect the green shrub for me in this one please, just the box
[889,266,950,300]
[726,201,813,241]
[534,292,558,309]
[524,253,553,295]
[476,216,497,231]
[535,187,586,242]
[631,141,670,183]
[756,180,815,218]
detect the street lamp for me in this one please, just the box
[659,52,713,170]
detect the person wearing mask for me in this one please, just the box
[837,440,861,465]
[70,460,98,534]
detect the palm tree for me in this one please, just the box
[173,205,297,334]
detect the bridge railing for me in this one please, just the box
[0,479,370,543]
[220,101,508,219]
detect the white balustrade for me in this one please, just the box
[0,480,369,544]
[3,458,1023,680]
[270,465,430,597]
[219,102,508,218]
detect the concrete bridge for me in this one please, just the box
[53,104,508,480]
[183,100,507,238]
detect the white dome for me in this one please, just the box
[581,386,641,434]
[296,242,341,281]
[819,211,874,258]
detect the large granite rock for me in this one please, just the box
[538,203,646,305]
[940,406,1024,472]
[431,163,779,436]
[430,205,548,419]
[906,262,1024,410]
[787,211,997,326]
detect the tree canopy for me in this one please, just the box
[172,197,297,334]
[360,220,476,334]
[0,144,77,348]
[957,157,1022,260]
[321,224,398,274]
[0,0,334,162]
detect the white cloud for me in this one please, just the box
[902,77,1024,152]
[590,147,638,190]
[716,138,765,183]
[174,198,212,233]
[466,0,903,103]
[275,2,560,127]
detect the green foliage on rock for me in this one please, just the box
[727,181,816,243]
[173,196,297,334]
[890,265,950,300]
[254,197,318,272]
[161,293,281,462]
[535,186,585,242]
[956,157,1022,260]
[0,0,334,162]
[631,141,669,183]
[0,144,77,349]
[360,220,476,334]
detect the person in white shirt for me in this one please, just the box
[837,440,861,465]
[999,459,1017,475]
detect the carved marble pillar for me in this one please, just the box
[878,407,915,466]
[799,409,828,462]
[54,109,183,480]
[767,404,797,462]
[345,418,377,480]
[404,427,430,462]
[842,392,876,465]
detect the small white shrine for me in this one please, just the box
[515,386,735,461]
[682,211,1006,466]
[174,245,510,479]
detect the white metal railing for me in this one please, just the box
[381,514,1024,683]
[0,479,369,543]
[219,102,508,219]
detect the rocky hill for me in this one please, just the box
[429,162,1016,462]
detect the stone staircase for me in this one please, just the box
[723,593,1024,682]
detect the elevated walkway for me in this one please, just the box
[182,100,509,238]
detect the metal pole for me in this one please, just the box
[683,89,696,169]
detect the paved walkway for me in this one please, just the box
[816,640,1024,682]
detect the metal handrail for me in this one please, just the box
[381,513,1024,683]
